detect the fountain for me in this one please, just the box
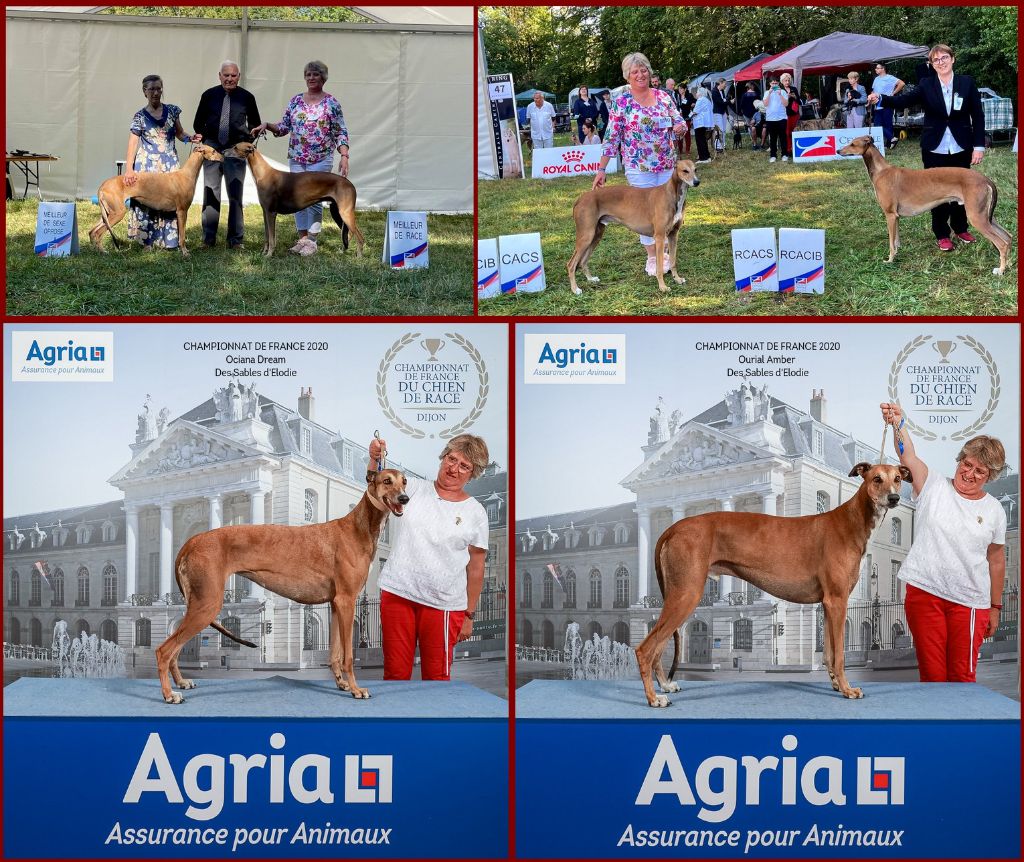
[52,620,126,678]
[564,621,638,680]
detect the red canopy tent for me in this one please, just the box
[734,49,793,83]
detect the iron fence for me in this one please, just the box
[301,586,507,652]
[815,587,1019,652]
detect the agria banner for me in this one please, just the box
[516,716,1019,858]
[4,714,507,858]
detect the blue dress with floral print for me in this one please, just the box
[128,104,182,249]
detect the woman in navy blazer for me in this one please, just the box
[869,44,986,251]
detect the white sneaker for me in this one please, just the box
[781,155,789,162]
[696,158,711,164]
[769,157,777,163]
[289,236,314,254]
[298,239,318,256]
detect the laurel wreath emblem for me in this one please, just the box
[888,334,999,442]
[377,332,489,440]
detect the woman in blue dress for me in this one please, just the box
[123,75,199,249]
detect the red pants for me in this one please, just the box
[905,583,989,682]
[381,590,464,681]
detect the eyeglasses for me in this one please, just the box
[931,54,952,63]
[443,453,474,475]
[959,459,990,479]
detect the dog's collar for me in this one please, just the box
[366,491,389,513]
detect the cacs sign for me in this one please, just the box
[636,734,904,823]
[12,330,114,382]
[792,126,886,163]
[532,145,619,180]
[523,333,626,384]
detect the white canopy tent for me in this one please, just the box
[5,7,472,211]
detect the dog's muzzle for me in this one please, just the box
[388,493,410,516]
[691,177,700,187]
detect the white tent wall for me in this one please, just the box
[5,11,472,212]
[477,25,499,180]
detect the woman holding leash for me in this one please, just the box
[868,44,986,253]
[593,51,687,279]
[122,74,201,249]
[251,60,349,257]
[369,434,489,682]
[880,402,1006,683]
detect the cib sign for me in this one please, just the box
[778,229,824,294]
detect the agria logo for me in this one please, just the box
[524,333,626,384]
[12,331,114,382]
[345,755,393,803]
[636,734,905,823]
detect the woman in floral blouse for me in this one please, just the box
[123,74,200,249]
[593,52,687,278]
[252,60,349,256]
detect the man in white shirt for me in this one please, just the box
[526,91,556,149]
[870,61,905,147]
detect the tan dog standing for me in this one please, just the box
[839,135,1011,275]
[567,159,700,295]
[89,144,224,256]
[636,462,911,707]
[156,468,408,704]
[225,141,365,257]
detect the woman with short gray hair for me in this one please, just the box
[593,51,687,278]
[880,401,1007,683]
[251,60,349,256]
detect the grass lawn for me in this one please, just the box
[5,203,473,317]
[478,133,1017,317]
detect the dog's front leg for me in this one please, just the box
[884,212,899,264]
[824,595,863,698]
[328,603,350,692]
[667,229,686,285]
[177,208,189,257]
[653,233,670,293]
[332,594,369,699]
[263,210,275,257]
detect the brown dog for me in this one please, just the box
[225,141,365,257]
[838,135,1012,276]
[567,160,700,295]
[155,468,408,704]
[636,462,911,707]
[89,144,224,256]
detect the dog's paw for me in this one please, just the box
[586,275,600,283]
[570,286,582,296]
[351,688,371,699]
[179,679,197,690]
[842,686,864,699]
[335,679,351,692]
[649,694,671,708]
[660,681,681,694]
[993,267,1004,276]
[164,692,185,705]
[673,274,686,285]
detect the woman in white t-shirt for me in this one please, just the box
[881,402,1007,682]
[369,434,489,681]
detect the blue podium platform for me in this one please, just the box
[3,677,508,858]
[516,680,1020,859]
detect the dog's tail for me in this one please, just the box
[329,200,350,250]
[174,545,257,649]
[654,544,681,682]
[209,620,257,649]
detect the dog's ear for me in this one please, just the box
[898,465,913,483]
[848,462,871,478]
[366,470,376,484]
